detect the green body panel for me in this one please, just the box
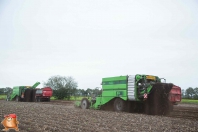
[9,82,40,101]
[90,76,129,109]
[91,90,127,109]
[102,76,127,82]
[102,90,127,97]
[96,74,161,107]
[75,74,165,110]
[102,84,127,90]
[10,86,27,100]
[102,76,127,90]
[32,82,40,88]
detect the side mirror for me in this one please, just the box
[160,78,166,83]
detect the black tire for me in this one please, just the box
[37,97,41,102]
[24,89,31,102]
[6,95,9,101]
[31,89,36,102]
[113,98,126,112]
[34,96,37,102]
[15,96,20,102]
[81,98,90,109]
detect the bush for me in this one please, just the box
[53,88,70,100]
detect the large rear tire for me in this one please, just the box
[31,89,36,102]
[113,98,126,112]
[81,98,90,109]
[24,89,31,102]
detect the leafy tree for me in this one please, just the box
[43,75,78,100]
[86,88,93,96]
[0,88,4,94]
[0,87,12,95]
[92,87,102,96]
[5,87,12,94]
[185,87,195,99]
[193,87,198,99]
[181,89,185,98]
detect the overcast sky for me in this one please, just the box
[0,0,197,90]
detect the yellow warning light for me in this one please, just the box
[146,75,156,80]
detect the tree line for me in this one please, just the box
[43,75,102,100]
[182,87,198,99]
[1,75,197,100]
[0,87,12,95]
[0,75,101,100]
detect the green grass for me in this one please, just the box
[2,94,197,104]
[181,99,198,104]
[50,96,85,101]
[0,95,84,101]
[0,95,6,100]
[67,96,84,101]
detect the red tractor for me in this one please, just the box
[35,87,53,102]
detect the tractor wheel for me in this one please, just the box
[24,89,31,102]
[6,95,9,101]
[37,97,41,102]
[15,96,20,102]
[113,98,126,112]
[81,98,90,109]
[33,96,37,102]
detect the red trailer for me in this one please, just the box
[169,85,181,105]
[35,87,53,102]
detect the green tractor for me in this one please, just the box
[6,82,40,102]
[75,74,181,115]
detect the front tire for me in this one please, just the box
[15,96,20,102]
[6,95,9,101]
[113,98,126,112]
[81,98,90,109]
[37,97,41,102]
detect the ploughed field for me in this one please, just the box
[0,100,198,132]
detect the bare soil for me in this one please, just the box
[0,100,197,132]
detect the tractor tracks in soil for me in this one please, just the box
[166,105,198,121]
[42,100,198,121]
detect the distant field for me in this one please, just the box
[181,99,198,104]
[1,94,198,104]
[0,95,6,100]
[0,95,84,101]
[51,96,84,101]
